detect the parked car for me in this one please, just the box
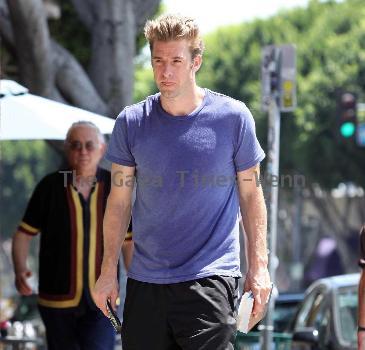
[288,273,358,350]
[272,292,304,332]
[235,292,303,349]
[253,291,304,332]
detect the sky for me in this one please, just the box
[163,0,311,34]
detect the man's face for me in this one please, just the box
[65,126,105,174]
[151,39,201,99]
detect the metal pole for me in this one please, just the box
[262,96,281,349]
[292,184,303,291]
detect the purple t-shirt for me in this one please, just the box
[106,89,265,283]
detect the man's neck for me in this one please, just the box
[73,168,98,200]
[160,86,205,116]
[74,167,98,178]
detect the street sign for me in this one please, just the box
[279,45,296,112]
[261,44,296,112]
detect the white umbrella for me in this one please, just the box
[0,80,115,140]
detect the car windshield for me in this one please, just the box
[335,286,357,344]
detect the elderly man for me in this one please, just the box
[12,121,133,350]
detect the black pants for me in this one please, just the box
[122,275,239,350]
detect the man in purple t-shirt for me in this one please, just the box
[92,13,271,350]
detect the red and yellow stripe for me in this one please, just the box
[89,183,101,291]
[18,221,39,236]
[38,185,83,308]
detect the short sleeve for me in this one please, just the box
[359,226,365,268]
[234,105,265,172]
[105,109,136,167]
[18,178,47,236]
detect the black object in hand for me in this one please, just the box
[106,300,122,334]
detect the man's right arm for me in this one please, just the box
[92,163,135,316]
[12,231,34,296]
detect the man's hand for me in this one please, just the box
[244,267,271,316]
[91,272,119,317]
[15,269,33,296]
[12,231,34,296]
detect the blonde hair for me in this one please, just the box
[144,14,204,59]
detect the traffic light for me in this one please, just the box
[337,91,357,140]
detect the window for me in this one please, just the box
[335,286,357,345]
[295,287,327,329]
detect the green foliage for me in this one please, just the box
[0,142,61,239]
[133,65,158,103]
[196,0,365,189]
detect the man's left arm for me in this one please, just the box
[237,163,271,316]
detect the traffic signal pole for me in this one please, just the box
[262,96,281,350]
[260,44,296,349]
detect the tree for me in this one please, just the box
[194,0,365,278]
[0,0,160,116]
[0,141,61,237]
[199,0,365,189]
[0,0,161,238]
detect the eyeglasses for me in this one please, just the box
[67,141,98,152]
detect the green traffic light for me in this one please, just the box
[340,122,356,138]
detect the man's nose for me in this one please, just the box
[162,64,173,78]
[80,145,88,154]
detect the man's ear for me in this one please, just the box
[192,55,202,72]
[100,142,107,156]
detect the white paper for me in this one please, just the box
[236,291,254,333]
